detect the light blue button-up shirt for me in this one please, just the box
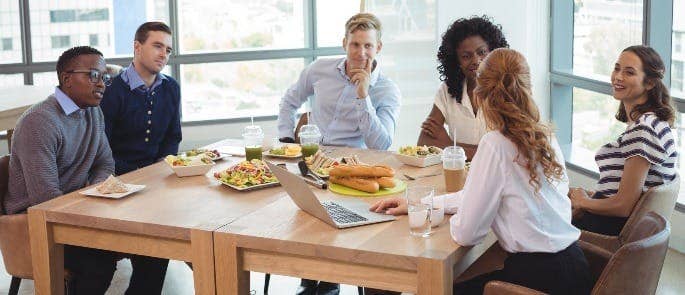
[54,86,81,116]
[121,63,167,93]
[277,57,401,150]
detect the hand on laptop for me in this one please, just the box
[369,197,407,215]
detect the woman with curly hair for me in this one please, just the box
[372,48,591,294]
[418,15,508,159]
[569,46,678,236]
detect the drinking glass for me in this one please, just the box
[405,185,434,237]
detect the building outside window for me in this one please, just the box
[51,35,71,49]
[1,38,11,51]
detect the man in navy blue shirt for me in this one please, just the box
[101,21,181,294]
[101,21,182,176]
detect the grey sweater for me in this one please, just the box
[5,95,114,214]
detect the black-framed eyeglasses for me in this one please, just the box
[66,69,112,86]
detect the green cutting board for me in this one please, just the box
[328,179,407,197]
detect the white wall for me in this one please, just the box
[438,0,551,120]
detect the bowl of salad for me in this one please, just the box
[395,145,443,167]
[164,154,215,177]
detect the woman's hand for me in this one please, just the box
[568,188,590,209]
[369,197,408,215]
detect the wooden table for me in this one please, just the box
[27,139,288,295]
[0,85,53,150]
[213,147,496,295]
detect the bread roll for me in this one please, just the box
[329,176,380,193]
[329,165,394,178]
[375,177,396,189]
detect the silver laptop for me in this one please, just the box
[267,161,396,228]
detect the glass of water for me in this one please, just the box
[405,185,434,237]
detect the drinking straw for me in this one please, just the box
[250,116,254,126]
[453,126,457,147]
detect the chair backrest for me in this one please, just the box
[618,175,680,244]
[592,212,670,295]
[0,154,34,279]
[0,154,9,215]
[294,112,309,142]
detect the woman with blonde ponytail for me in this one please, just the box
[371,48,591,294]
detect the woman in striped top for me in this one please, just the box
[570,45,678,236]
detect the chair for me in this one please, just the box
[0,155,31,295]
[483,211,671,295]
[0,155,73,294]
[293,112,309,143]
[580,175,680,253]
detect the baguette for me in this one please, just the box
[375,177,396,189]
[329,176,380,193]
[329,164,394,178]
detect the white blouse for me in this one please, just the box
[433,82,488,145]
[442,131,580,253]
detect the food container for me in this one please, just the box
[394,153,442,167]
[165,161,215,177]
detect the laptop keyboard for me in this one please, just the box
[322,201,368,224]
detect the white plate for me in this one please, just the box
[216,178,280,191]
[394,153,442,167]
[262,151,303,158]
[79,184,146,199]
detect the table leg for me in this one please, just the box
[417,258,453,295]
[191,229,216,295]
[28,209,64,295]
[214,233,250,295]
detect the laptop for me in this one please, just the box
[266,161,396,228]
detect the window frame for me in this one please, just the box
[550,0,685,211]
[0,0,347,119]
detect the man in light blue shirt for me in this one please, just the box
[277,12,401,151]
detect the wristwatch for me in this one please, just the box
[279,137,295,143]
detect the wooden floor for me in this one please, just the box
[1,249,683,294]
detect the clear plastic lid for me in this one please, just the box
[298,124,321,137]
[442,146,465,169]
[242,125,263,138]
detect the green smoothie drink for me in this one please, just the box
[242,125,264,161]
[298,124,321,159]
[301,143,319,158]
[245,146,263,161]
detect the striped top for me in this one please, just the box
[594,112,678,199]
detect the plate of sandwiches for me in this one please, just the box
[306,151,365,179]
[80,175,146,199]
[327,164,406,197]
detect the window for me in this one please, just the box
[1,38,11,50]
[672,0,685,97]
[181,59,305,122]
[178,0,305,53]
[0,0,22,64]
[30,0,169,62]
[51,35,71,49]
[674,61,684,92]
[32,71,58,87]
[552,0,685,208]
[0,74,24,87]
[316,0,361,47]
[573,0,643,81]
[571,88,625,168]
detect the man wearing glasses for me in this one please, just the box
[100,21,181,176]
[6,46,121,293]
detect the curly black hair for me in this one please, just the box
[56,46,103,86]
[437,15,509,102]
